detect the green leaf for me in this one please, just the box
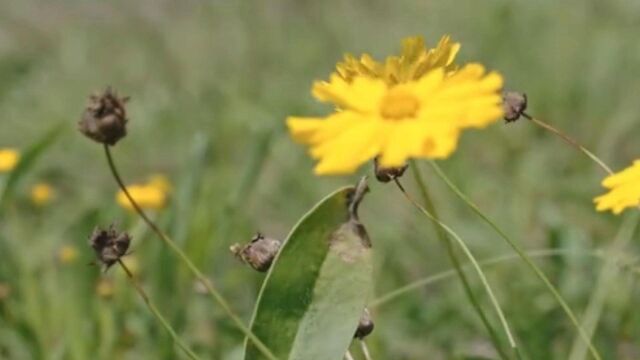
[244,182,373,360]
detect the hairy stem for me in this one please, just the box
[104,145,277,360]
[117,259,200,359]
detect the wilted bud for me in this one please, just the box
[354,308,374,339]
[502,91,527,123]
[78,87,129,145]
[230,233,281,272]
[373,157,408,183]
[89,225,131,271]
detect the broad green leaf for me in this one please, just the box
[244,182,373,360]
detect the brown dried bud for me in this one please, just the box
[502,91,527,123]
[354,308,374,339]
[78,87,129,145]
[373,157,408,183]
[89,225,131,271]
[230,233,281,272]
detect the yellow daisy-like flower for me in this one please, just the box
[334,35,460,85]
[288,64,503,175]
[116,174,171,211]
[31,183,55,206]
[594,160,640,214]
[0,148,20,173]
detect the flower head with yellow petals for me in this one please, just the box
[116,174,171,211]
[334,35,460,85]
[0,148,20,173]
[594,160,640,214]
[288,63,503,175]
[31,183,55,206]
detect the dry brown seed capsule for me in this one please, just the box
[89,225,131,271]
[78,87,129,145]
[230,233,281,272]
[373,157,408,183]
[502,91,527,123]
[354,308,374,339]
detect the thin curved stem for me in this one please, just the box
[523,113,613,175]
[428,160,602,360]
[117,259,200,360]
[407,163,510,360]
[345,350,356,360]
[394,178,517,351]
[104,145,277,360]
[359,340,373,360]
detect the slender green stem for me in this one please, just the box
[394,178,517,352]
[428,160,602,360]
[359,340,373,360]
[345,350,356,360]
[406,163,510,359]
[104,145,278,360]
[117,259,200,360]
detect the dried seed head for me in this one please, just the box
[373,157,408,183]
[230,233,281,272]
[502,91,527,123]
[78,87,129,145]
[89,225,131,271]
[354,308,374,339]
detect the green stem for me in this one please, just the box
[104,145,278,360]
[394,177,517,353]
[406,163,510,359]
[117,259,200,360]
[428,160,602,360]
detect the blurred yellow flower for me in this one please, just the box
[31,183,55,206]
[594,160,640,214]
[96,278,115,298]
[116,174,171,211]
[335,35,460,85]
[288,64,503,175]
[57,245,79,264]
[0,148,20,173]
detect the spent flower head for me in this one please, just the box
[89,225,131,270]
[288,64,503,175]
[0,148,20,173]
[78,87,129,145]
[594,160,640,214]
[230,233,282,272]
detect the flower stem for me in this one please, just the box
[523,113,613,175]
[117,259,200,360]
[103,145,278,360]
[359,340,373,360]
[428,160,602,360]
[394,175,517,355]
[403,163,511,359]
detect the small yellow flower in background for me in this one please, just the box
[288,64,503,175]
[31,183,55,206]
[0,148,20,173]
[594,160,640,214]
[116,174,171,211]
[57,245,79,264]
[334,35,460,85]
[96,278,115,299]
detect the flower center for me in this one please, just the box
[380,89,420,120]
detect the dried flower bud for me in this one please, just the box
[502,91,527,123]
[230,233,281,272]
[78,87,129,145]
[354,308,374,339]
[373,157,408,183]
[89,225,131,271]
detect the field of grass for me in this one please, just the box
[1,0,640,359]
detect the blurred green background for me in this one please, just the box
[1,0,640,359]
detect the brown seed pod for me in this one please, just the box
[78,87,129,145]
[373,157,408,183]
[89,225,131,271]
[230,233,281,272]
[502,91,527,123]
[354,308,374,339]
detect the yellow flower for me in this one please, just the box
[116,174,171,211]
[58,245,79,264]
[288,64,503,175]
[31,183,55,206]
[594,160,640,214]
[96,278,115,299]
[334,35,460,85]
[0,148,20,173]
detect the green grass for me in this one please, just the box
[1,0,640,359]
